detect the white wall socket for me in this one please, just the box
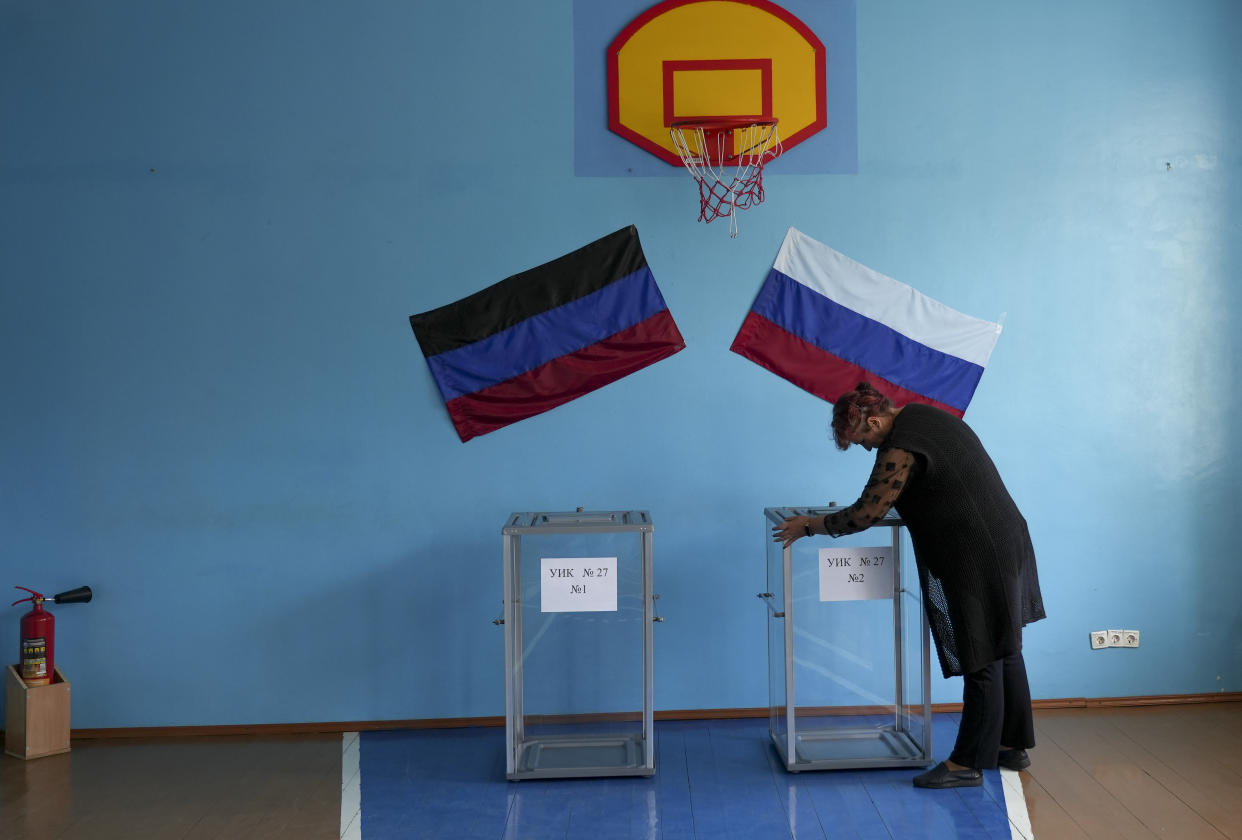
[1091,628,1141,648]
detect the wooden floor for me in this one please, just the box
[1022,702,1242,840]
[1,734,343,840]
[2,702,1240,839]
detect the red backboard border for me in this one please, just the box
[662,59,774,125]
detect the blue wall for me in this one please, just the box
[2,0,1239,728]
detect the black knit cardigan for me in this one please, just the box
[827,404,1046,677]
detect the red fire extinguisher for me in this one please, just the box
[12,586,93,687]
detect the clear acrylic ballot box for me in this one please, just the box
[761,506,933,772]
[501,510,656,780]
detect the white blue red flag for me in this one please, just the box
[731,228,1001,416]
[410,226,685,442]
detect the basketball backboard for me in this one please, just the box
[608,0,826,166]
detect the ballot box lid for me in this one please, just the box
[504,510,653,535]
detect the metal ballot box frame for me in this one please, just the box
[761,506,933,772]
[501,510,656,780]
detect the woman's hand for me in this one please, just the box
[772,515,812,548]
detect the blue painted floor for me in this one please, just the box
[358,715,1015,839]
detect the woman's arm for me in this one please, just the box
[772,448,916,546]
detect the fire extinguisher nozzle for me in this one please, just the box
[53,586,93,605]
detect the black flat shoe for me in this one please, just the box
[998,748,1031,770]
[912,761,983,789]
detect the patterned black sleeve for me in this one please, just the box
[821,448,916,537]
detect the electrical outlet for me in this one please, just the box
[1107,629,1123,648]
[1120,629,1140,648]
[1090,630,1109,650]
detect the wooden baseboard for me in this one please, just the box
[66,716,507,740]
[659,692,1242,720]
[1029,691,1242,709]
[37,691,1240,741]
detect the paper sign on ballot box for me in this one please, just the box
[541,557,618,612]
[818,546,894,601]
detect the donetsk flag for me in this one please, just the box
[731,228,1001,416]
[410,226,685,442]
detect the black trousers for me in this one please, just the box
[948,651,1035,769]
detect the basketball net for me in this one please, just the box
[669,119,781,238]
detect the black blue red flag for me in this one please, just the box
[410,226,685,442]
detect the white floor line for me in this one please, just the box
[340,732,362,840]
[1000,767,1034,840]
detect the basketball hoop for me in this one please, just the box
[669,118,781,238]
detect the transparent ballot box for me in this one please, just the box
[762,506,932,772]
[501,511,656,780]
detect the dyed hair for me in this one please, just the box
[831,382,894,450]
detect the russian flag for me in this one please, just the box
[731,228,1001,416]
[410,226,685,442]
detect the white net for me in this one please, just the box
[669,120,782,238]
